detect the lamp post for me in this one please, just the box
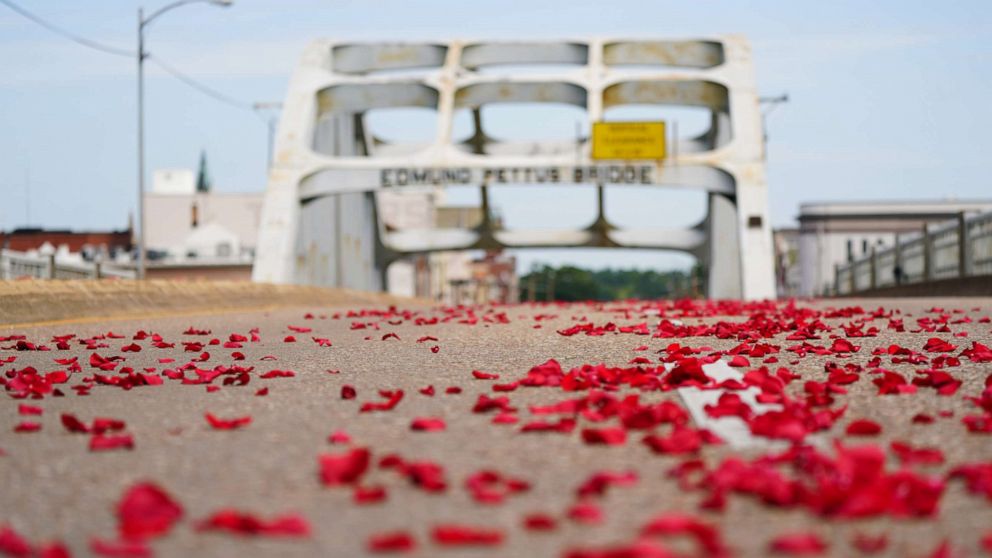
[136,0,232,279]
[252,102,283,170]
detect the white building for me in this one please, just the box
[378,188,516,303]
[144,168,263,280]
[378,188,438,298]
[795,200,992,296]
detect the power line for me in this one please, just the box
[1,0,253,112]
[0,0,132,57]
[148,55,252,111]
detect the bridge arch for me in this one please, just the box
[253,37,775,300]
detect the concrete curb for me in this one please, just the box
[0,280,426,328]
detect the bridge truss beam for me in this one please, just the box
[253,37,775,299]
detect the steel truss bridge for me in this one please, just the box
[253,37,776,299]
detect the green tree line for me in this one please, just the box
[519,265,702,302]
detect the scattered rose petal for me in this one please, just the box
[368,531,416,553]
[410,417,446,432]
[205,413,251,430]
[523,513,557,531]
[13,421,41,433]
[770,532,827,555]
[196,510,310,537]
[90,433,134,451]
[846,419,882,436]
[432,525,504,546]
[117,482,183,539]
[17,404,43,416]
[319,447,370,486]
[90,537,151,558]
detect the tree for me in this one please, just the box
[196,150,211,193]
[519,264,691,302]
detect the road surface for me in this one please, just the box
[2,297,991,557]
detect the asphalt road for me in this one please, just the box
[2,297,992,558]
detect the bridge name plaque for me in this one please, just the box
[380,165,656,187]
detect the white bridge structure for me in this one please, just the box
[253,36,775,299]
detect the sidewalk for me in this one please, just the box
[0,280,422,328]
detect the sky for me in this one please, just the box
[1,0,990,273]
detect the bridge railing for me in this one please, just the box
[834,210,992,295]
[0,250,136,281]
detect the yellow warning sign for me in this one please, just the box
[591,121,666,160]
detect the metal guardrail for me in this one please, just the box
[835,210,992,295]
[0,250,136,280]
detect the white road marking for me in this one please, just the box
[677,359,781,449]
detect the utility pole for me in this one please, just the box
[136,0,233,280]
[759,93,789,158]
[24,165,30,226]
[253,102,283,171]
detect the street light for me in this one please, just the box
[136,0,232,279]
[252,102,282,170]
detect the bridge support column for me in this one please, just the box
[958,212,972,278]
[253,168,302,284]
[704,192,742,299]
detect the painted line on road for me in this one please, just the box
[677,359,781,449]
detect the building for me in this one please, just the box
[379,188,518,304]
[144,162,517,292]
[144,165,264,281]
[378,188,439,298]
[773,227,800,298]
[0,226,132,260]
[791,200,992,296]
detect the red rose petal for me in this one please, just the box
[640,512,728,557]
[410,417,446,432]
[90,433,134,451]
[770,532,827,555]
[851,532,888,554]
[891,441,944,466]
[566,502,603,524]
[728,355,750,367]
[980,532,992,554]
[205,413,251,430]
[117,482,183,539]
[465,470,530,504]
[432,524,504,546]
[353,485,387,504]
[846,419,882,436]
[13,421,41,433]
[360,390,404,412]
[522,513,557,531]
[17,404,43,416]
[581,427,627,445]
[319,447,370,486]
[0,524,32,557]
[368,531,416,553]
[90,537,151,558]
[196,510,310,537]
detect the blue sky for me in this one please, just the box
[1,0,990,272]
